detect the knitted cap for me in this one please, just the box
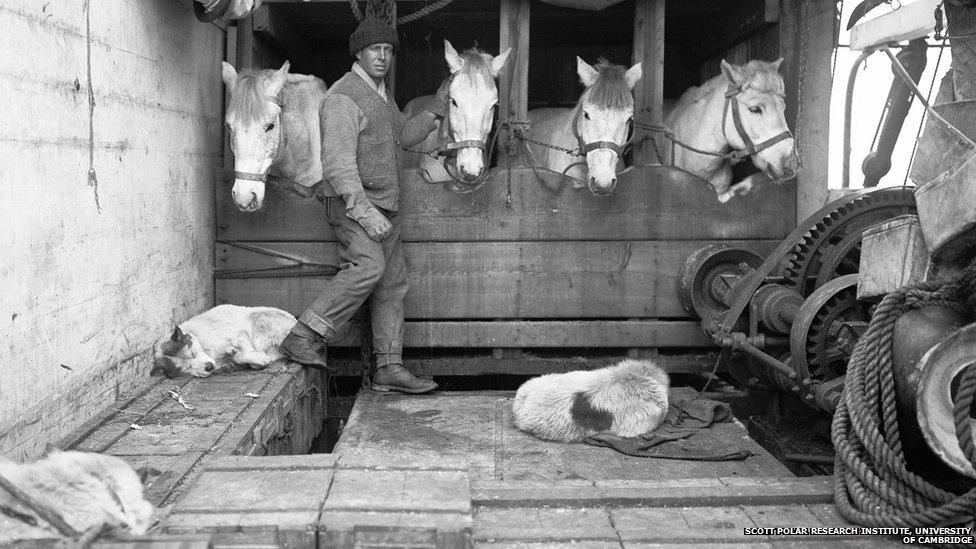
[349,17,398,57]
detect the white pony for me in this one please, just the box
[525,57,642,196]
[221,61,328,211]
[403,41,511,188]
[666,58,798,202]
[512,358,669,442]
[0,448,154,538]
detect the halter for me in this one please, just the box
[721,83,792,162]
[233,94,286,183]
[570,105,635,158]
[556,104,635,189]
[434,74,495,191]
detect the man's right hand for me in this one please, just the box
[356,206,393,242]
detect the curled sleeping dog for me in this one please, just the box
[151,304,297,378]
[512,359,670,442]
[0,447,154,538]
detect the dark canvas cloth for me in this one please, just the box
[584,389,754,461]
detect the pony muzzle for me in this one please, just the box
[232,177,267,212]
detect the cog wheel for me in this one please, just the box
[781,187,916,296]
[790,275,872,383]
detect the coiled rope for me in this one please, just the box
[833,262,976,545]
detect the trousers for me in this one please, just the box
[298,196,408,367]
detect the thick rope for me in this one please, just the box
[833,263,976,545]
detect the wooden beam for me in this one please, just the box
[214,240,780,319]
[252,5,313,70]
[235,13,255,70]
[325,351,723,376]
[321,320,716,348]
[215,167,796,242]
[850,0,939,51]
[632,0,665,166]
[499,0,530,163]
[687,0,780,65]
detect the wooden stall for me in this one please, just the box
[214,0,825,375]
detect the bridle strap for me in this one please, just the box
[231,94,285,184]
[438,75,490,155]
[723,83,792,159]
[571,106,632,157]
[234,171,269,182]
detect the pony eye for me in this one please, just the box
[264,122,276,132]
[583,111,591,120]
[749,106,763,115]
[450,98,458,107]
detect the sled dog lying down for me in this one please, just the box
[151,304,297,378]
[512,359,670,442]
[0,448,153,537]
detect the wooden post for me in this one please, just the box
[499,0,530,165]
[235,13,255,70]
[790,0,834,220]
[632,0,665,166]
[388,2,397,98]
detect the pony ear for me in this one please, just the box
[170,326,183,342]
[624,62,643,90]
[720,59,745,86]
[770,57,784,71]
[267,61,290,97]
[42,443,61,457]
[221,61,238,90]
[444,40,464,74]
[490,48,512,78]
[576,57,598,88]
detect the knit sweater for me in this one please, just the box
[318,70,436,215]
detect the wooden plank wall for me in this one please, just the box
[215,167,794,348]
[0,1,224,460]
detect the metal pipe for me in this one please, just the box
[863,39,928,187]
[883,47,976,148]
[843,49,875,189]
[737,339,797,380]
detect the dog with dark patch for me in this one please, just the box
[151,304,297,378]
[0,447,154,538]
[512,359,670,442]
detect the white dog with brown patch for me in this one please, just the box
[151,304,297,378]
[512,359,670,442]
[0,448,154,538]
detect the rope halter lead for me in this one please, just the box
[233,94,286,183]
[721,82,793,164]
[434,74,496,192]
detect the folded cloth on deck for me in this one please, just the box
[584,391,754,461]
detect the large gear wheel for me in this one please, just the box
[781,187,916,296]
[789,275,872,384]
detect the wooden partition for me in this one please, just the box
[216,1,799,366]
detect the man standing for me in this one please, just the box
[280,17,444,393]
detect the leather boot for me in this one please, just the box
[372,363,438,394]
[280,321,328,368]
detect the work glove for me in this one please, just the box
[353,206,393,242]
[428,78,451,121]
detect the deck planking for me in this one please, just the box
[333,388,791,482]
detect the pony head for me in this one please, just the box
[221,61,290,212]
[443,41,511,182]
[576,57,642,196]
[720,58,798,181]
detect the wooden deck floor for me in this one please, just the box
[334,388,792,482]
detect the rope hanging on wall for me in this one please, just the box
[83,0,102,212]
[349,0,455,26]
